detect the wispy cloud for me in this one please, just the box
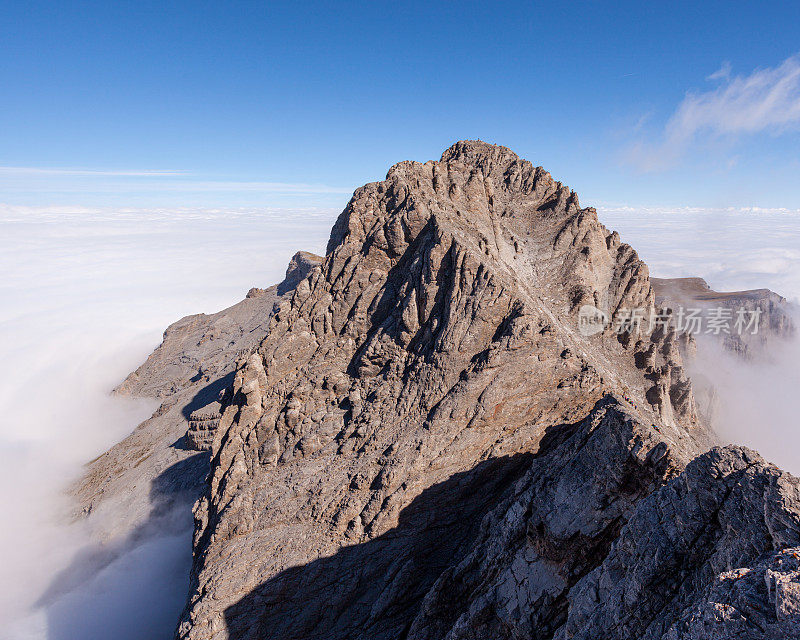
[597,204,800,216]
[0,203,340,224]
[706,60,732,82]
[0,166,185,177]
[627,54,800,171]
[145,180,353,194]
[0,166,352,198]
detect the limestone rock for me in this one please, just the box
[408,445,800,640]
[651,277,796,360]
[176,141,719,640]
[559,446,800,640]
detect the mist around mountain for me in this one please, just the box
[2,144,800,639]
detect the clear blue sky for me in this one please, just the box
[2,0,800,209]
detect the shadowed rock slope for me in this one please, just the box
[173,142,799,639]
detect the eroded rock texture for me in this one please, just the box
[73,251,321,544]
[651,276,796,360]
[174,141,800,640]
[560,446,800,640]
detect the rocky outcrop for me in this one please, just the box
[651,277,797,427]
[559,446,800,640]
[651,277,796,360]
[666,547,800,639]
[70,250,321,558]
[115,251,323,401]
[176,141,728,639]
[407,443,800,640]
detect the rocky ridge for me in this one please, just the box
[69,252,321,550]
[651,277,796,360]
[177,141,787,640]
[73,141,800,640]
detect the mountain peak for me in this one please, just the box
[439,138,520,165]
[75,143,800,640]
[174,143,729,640]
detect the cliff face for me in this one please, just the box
[174,141,756,640]
[72,252,320,552]
[651,277,796,360]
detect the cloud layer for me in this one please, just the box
[0,204,339,638]
[598,205,800,302]
[1,202,799,638]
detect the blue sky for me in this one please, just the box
[2,0,800,209]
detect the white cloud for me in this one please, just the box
[0,202,340,222]
[0,167,353,198]
[141,180,353,194]
[598,205,800,302]
[706,60,732,82]
[628,54,800,170]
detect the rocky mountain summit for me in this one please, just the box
[76,141,800,639]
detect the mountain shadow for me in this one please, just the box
[40,452,209,640]
[222,452,534,640]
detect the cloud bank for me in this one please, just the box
[599,205,800,302]
[0,204,339,639]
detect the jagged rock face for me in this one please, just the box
[116,251,323,402]
[75,251,321,540]
[650,277,797,427]
[560,446,800,640]
[651,277,796,360]
[177,141,715,639]
[666,547,800,639]
[408,442,800,640]
[405,398,684,640]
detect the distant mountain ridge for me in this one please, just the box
[651,276,796,359]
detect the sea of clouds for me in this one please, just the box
[0,204,338,638]
[601,205,800,474]
[0,203,798,638]
[599,206,800,301]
